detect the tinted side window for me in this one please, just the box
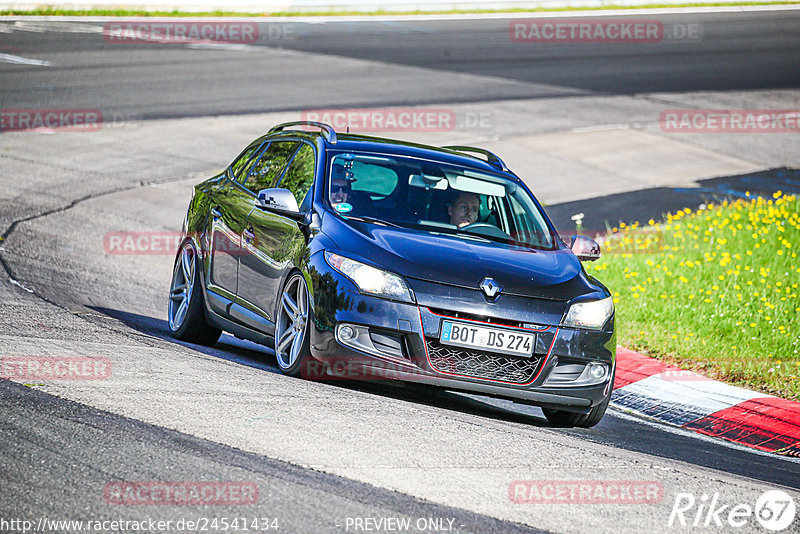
[242,141,300,194]
[229,142,265,181]
[278,143,316,208]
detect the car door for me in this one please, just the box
[205,141,265,312]
[235,140,305,333]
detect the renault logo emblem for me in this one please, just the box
[479,277,502,299]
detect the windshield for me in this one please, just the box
[327,152,556,249]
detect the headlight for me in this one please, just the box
[325,252,413,302]
[562,296,614,330]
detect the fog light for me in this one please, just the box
[339,325,355,341]
[588,363,607,380]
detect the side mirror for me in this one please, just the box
[570,235,601,262]
[255,188,304,221]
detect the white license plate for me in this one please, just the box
[439,320,535,357]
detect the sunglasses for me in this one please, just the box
[332,185,351,193]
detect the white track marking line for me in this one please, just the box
[12,21,104,33]
[0,53,52,66]
[185,42,261,51]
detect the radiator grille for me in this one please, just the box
[425,339,543,384]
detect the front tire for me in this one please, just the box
[168,241,221,346]
[543,369,615,428]
[274,272,313,377]
[543,397,609,428]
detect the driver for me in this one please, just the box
[448,192,479,228]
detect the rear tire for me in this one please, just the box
[168,241,222,346]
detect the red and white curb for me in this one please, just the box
[611,347,800,457]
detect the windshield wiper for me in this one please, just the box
[344,215,404,228]
[453,229,502,244]
[451,228,548,250]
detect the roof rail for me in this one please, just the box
[443,145,508,172]
[268,121,337,144]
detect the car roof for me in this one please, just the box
[263,122,517,180]
[330,135,512,174]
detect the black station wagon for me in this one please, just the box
[169,121,615,427]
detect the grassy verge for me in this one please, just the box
[590,192,799,400]
[2,2,799,17]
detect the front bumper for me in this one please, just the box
[307,254,616,412]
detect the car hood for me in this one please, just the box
[323,215,598,300]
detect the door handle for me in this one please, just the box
[211,207,222,219]
[243,227,255,243]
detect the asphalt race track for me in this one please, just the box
[2,9,800,118]
[1,8,800,534]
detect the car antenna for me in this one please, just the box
[346,126,350,133]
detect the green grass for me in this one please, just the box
[2,2,799,17]
[590,193,800,400]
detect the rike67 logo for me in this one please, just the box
[669,490,796,531]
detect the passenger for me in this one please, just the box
[330,162,352,209]
[448,192,479,228]
[330,178,351,207]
